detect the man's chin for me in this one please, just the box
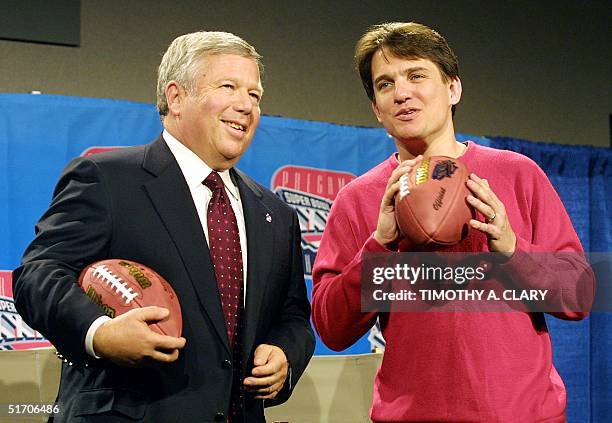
[393,135,429,155]
[219,151,247,167]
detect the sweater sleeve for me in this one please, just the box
[311,190,387,351]
[499,160,595,320]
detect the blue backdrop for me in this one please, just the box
[1,94,609,421]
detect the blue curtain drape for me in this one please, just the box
[0,95,608,421]
[488,136,611,422]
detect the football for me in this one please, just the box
[395,156,474,246]
[78,259,182,337]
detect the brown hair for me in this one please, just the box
[355,22,459,103]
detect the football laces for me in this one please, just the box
[92,265,139,305]
[399,173,411,199]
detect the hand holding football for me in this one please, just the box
[394,156,474,246]
[79,259,182,337]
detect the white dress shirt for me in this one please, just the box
[85,130,248,357]
[162,129,248,282]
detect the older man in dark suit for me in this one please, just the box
[13,31,314,422]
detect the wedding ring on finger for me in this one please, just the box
[487,212,497,223]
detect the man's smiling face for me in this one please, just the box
[370,51,460,148]
[176,53,263,170]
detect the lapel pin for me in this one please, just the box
[265,213,272,223]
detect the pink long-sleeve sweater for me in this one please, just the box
[312,141,594,422]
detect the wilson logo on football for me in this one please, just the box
[271,166,356,276]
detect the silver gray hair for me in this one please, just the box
[156,31,263,118]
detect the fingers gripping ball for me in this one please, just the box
[78,259,183,337]
[394,156,475,246]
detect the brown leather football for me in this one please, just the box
[394,156,474,246]
[78,259,182,337]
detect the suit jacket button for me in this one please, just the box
[214,412,225,421]
[222,359,232,368]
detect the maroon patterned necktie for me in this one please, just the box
[203,171,244,422]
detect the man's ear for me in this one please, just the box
[166,81,184,118]
[449,76,462,106]
[371,101,383,123]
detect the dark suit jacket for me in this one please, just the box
[13,136,315,422]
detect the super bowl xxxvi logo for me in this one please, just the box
[272,166,356,276]
[0,271,51,350]
[432,160,458,180]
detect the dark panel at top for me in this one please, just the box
[0,0,80,47]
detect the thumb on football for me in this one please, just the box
[134,306,170,323]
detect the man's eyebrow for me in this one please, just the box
[373,73,392,85]
[403,66,429,74]
[215,77,263,93]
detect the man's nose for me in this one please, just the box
[233,90,254,113]
[393,80,412,103]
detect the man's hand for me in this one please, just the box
[92,306,186,367]
[467,173,516,257]
[243,344,289,400]
[374,155,423,247]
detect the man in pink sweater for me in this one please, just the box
[311,22,594,422]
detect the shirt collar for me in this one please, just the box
[162,129,240,201]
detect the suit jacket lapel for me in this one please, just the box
[232,168,275,356]
[142,137,231,353]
